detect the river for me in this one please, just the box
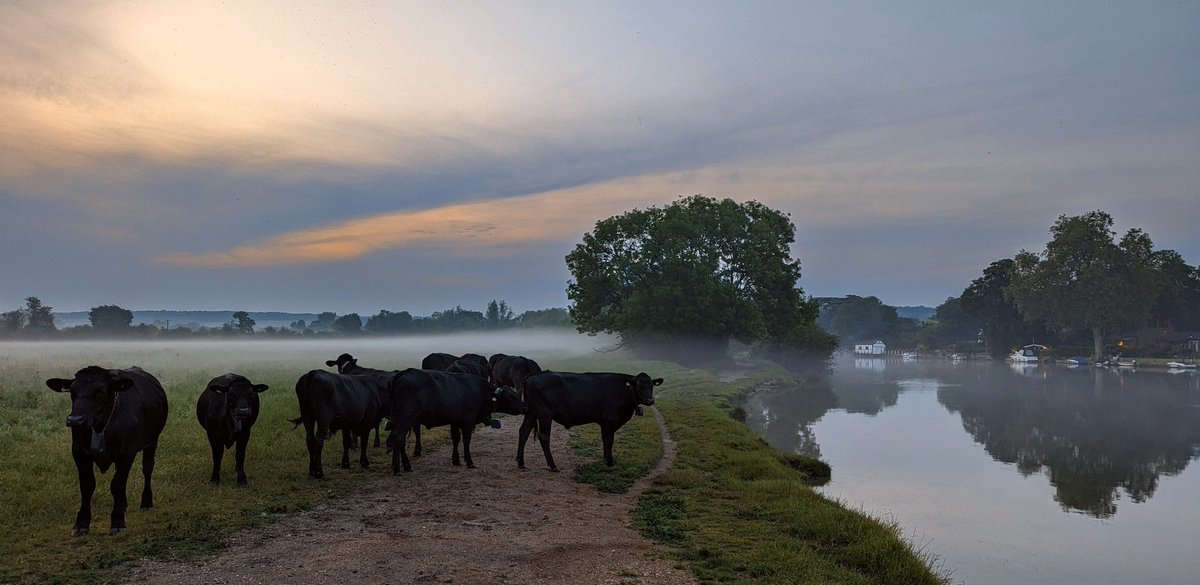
[743,355,1200,585]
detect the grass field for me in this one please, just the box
[1,337,947,584]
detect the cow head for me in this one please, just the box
[628,373,663,406]
[206,374,268,437]
[46,366,134,432]
[493,386,527,416]
[325,353,356,372]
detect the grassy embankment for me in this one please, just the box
[565,356,949,585]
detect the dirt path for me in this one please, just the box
[128,411,694,585]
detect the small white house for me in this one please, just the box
[854,340,887,355]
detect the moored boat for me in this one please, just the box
[1009,344,1046,363]
[1167,361,1197,370]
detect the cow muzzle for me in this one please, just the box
[66,415,88,428]
[642,398,655,406]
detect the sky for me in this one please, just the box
[2,1,1197,316]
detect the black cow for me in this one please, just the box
[487,353,509,376]
[46,366,168,536]
[459,352,489,371]
[447,358,489,379]
[325,353,402,450]
[491,355,543,393]
[518,372,663,472]
[293,370,382,479]
[421,352,459,371]
[196,373,268,486]
[387,370,526,473]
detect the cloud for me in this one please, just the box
[154,174,678,267]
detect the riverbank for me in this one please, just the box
[2,345,947,584]
[625,362,949,584]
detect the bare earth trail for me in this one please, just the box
[129,410,695,585]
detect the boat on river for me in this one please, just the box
[1167,361,1197,370]
[1009,344,1046,363]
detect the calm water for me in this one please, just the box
[744,355,1200,585]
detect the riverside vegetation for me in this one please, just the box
[1,343,945,584]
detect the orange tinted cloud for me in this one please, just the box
[156,174,683,267]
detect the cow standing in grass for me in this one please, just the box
[46,366,168,536]
[196,373,268,486]
[293,370,382,479]
[325,353,398,449]
[387,369,526,473]
[491,355,543,394]
[518,372,662,471]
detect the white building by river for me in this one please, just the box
[854,340,887,355]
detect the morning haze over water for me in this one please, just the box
[745,356,1200,585]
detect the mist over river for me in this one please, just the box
[745,355,1200,585]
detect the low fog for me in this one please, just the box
[1,330,618,373]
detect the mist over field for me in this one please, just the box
[0,330,617,378]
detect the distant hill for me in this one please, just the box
[54,310,321,330]
[895,305,936,322]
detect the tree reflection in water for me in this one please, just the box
[938,366,1200,518]
[746,358,1200,519]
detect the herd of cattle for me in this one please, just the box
[44,352,663,537]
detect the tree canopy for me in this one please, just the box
[89,305,134,332]
[1006,211,1156,360]
[566,195,835,361]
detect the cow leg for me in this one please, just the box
[72,450,95,536]
[412,424,422,458]
[462,426,476,469]
[235,432,250,487]
[141,440,158,510]
[517,414,536,469]
[208,434,224,485]
[109,455,134,535]
[304,420,324,479]
[359,428,370,469]
[537,415,558,472]
[601,425,617,467]
[450,426,462,466]
[340,429,353,469]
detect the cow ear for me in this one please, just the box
[112,378,135,392]
[46,378,73,392]
[253,384,269,393]
[653,378,664,386]
[325,360,338,367]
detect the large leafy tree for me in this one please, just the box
[1147,250,1200,330]
[23,296,56,335]
[89,305,134,332]
[824,295,904,346]
[960,259,1048,359]
[230,311,256,334]
[566,195,834,361]
[1006,211,1156,361]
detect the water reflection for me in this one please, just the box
[747,357,1200,518]
[937,365,1200,518]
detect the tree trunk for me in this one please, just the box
[1092,326,1104,362]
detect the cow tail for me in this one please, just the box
[292,370,315,430]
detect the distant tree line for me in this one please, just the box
[815,211,1200,360]
[0,298,571,339]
